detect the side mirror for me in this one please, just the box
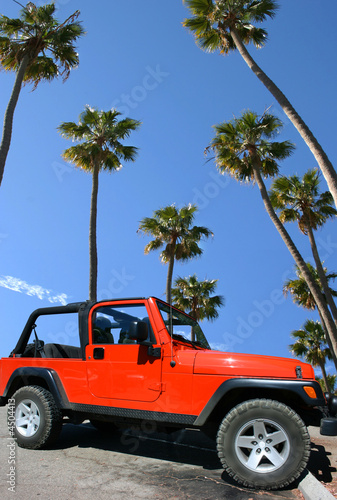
[128,321,148,342]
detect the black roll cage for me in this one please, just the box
[11,301,91,360]
[10,297,148,360]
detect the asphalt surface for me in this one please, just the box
[303,426,337,499]
[0,406,335,500]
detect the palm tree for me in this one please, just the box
[138,204,212,305]
[284,263,337,370]
[270,169,337,322]
[284,263,337,311]
[290,320,333,395]
[0,2,84,187]
[317,374,336,395]
[209,109,337,362]
[58,106,141,302]
[172,274,224,321]
[183,0,337,208]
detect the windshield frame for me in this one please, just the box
[156,299,211,350]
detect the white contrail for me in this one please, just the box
[0,275,69,305]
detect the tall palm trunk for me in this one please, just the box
[166,252,175,305]
[319,360,331,396]
[230,27,337,209]
[0,55,29,186]
[317,309,337,370]
[89,162,99,302]
[307,224,337,322]
[251,163,337,368]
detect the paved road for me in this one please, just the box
[0,406,301,500]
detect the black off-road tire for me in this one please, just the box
[216,398,310,490]
[10,385,63,449]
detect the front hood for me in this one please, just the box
[194,350,315,379]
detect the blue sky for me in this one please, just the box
[0,0,336,377]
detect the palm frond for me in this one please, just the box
[210,110,293,183]
[172,273,224,322]
[0,3,84,85]
[270,168,337,234]
[283,262,337,309]
[139,206,212,290]
[290,319,331,366]
[183,0,278,54]
[58,105,141,175]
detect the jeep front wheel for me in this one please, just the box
[10,385,62,449]
[217,399,310,490]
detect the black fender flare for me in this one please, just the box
[194,378,326,426]
[2,367,70,409]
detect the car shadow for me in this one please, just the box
[53,423,300,498]
[307,441,337,483]
[52,421,299,495]
[55,421,222,470]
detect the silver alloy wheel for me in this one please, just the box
[234,418,290,473]
[15,399,41,437]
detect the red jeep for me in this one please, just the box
[1,297,336,490]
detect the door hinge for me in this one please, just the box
[147,346,161,358]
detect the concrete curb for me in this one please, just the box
[299,470,336,500]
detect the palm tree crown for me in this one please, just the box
[172,274,224,322]
[0,2,84,86]
[290,319,332,393]
[58,106,141,301]
[270,169,337,235]
[0,2,84,186]
[210,110,294,181]
[183,0,278,54]
[58,106,140,172]
[138,204,212,304]
[284,263,337,311]
[290,320,331,365]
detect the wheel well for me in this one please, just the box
[202,387,319,433]
[7,376,49,398]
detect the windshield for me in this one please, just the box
[156,300,210,350]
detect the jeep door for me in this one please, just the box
[86,301,162,403]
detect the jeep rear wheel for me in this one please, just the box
[10,386,62,449]
[217,399,310,490]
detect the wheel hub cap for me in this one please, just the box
[15,399,41,437]
[234,418,290,474]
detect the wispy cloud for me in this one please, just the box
[0,275,68,305]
